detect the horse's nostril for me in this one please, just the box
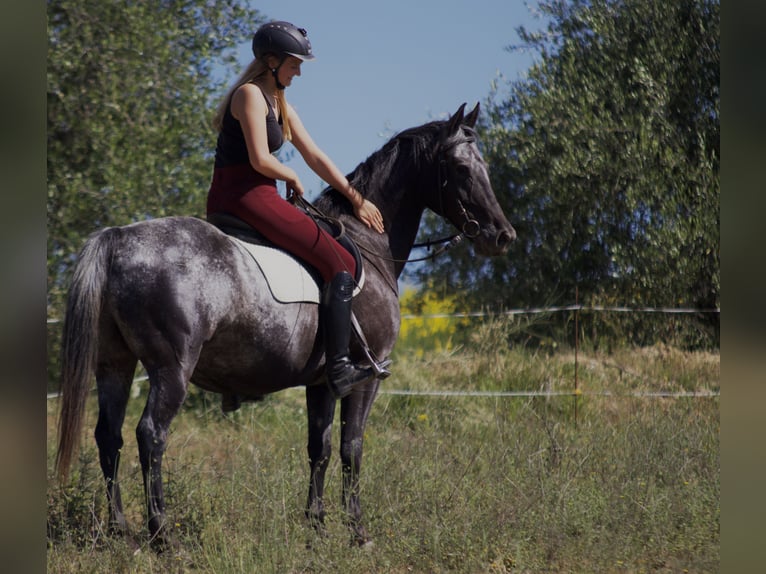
[496,229,516,247]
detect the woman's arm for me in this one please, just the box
[232,83,305,196]
[288,103,384,233]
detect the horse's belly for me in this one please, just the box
[192,303,322,395]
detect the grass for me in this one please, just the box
[47,341,719,573]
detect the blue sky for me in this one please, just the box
[238,1,544,198]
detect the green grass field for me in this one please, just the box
[47,344,719,573]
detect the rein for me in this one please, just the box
[293,195,464,265]
[359,233,464,265]
[293,134,481,266]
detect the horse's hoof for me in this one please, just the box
[350,530,374,549]
[350,537,374,550]
[148,529,180,554]
[125,535,141,553]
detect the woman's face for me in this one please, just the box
[276,56,302,88]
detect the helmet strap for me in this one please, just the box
[271,57,287,90]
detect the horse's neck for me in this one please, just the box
[387,189,426,278]
[368,152,434,278]
[327,132,438,278]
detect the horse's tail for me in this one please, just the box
[55,229,113,482]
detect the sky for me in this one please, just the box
[235,0,544,198]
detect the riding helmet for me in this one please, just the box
[252,21,316,61]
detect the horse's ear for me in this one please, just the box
[464,102,480,128]
[447,103,467,134]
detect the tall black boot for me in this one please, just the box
[323,271,376,399]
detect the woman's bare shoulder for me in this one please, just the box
[231,83,268,120]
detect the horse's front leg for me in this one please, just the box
[340,380,379,546]
[305,383,336,534]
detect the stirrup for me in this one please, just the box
[327,358,393,399]
[369,358,392,380]
[327,361,377,399]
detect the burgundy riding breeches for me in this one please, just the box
[207,163,356,282]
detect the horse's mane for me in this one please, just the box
[317,119,447,212]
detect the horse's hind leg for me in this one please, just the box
[94,334,138,537]
[136,363,189,549]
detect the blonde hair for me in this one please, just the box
[212,58,292,141]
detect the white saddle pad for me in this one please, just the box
[230,236,365,304]
[232,237,321,304]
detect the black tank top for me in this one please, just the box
[214,90,283,168]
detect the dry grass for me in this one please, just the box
[47,342,719,573]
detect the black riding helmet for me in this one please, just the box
[252,21,315,90]
[252,20,315,60]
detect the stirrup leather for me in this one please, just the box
[350,312,392,379]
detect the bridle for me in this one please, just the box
[296,134,483,267]
[436,145,482,240]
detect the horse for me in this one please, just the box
[55,103,516,549]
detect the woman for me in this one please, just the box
[207,21,385,401]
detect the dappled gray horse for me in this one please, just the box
[56,103,515,548]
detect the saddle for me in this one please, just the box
[206,212,365,304]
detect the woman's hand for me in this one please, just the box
[285,173,305,200]
[354,197,385,234]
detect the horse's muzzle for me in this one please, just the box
[474,226,516,256]
[496,228,516,250]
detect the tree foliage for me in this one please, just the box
[46,0,262,312]
[408,0,719,347]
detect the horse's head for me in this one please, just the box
[429,103,516,256]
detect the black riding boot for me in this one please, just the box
[323,271,376,399]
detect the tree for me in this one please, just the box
[47,0,262,314]
[408,0,719,348]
